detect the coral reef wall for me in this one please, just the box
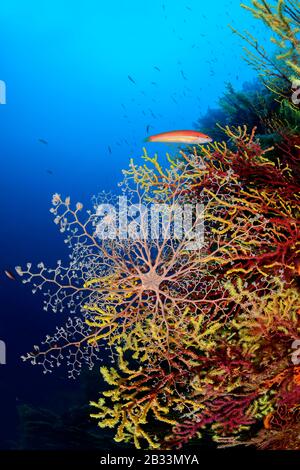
[17,0,300,450]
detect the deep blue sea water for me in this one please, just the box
[0,0,272,449]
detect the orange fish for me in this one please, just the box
[145,130,212,144]
[4,270,16,281]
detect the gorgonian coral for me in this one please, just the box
[234,0,300,95]
[17,125,300,449]
[89,129,300,449]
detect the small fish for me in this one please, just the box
[108,146,112,155]
[186,5,192,11]
[146,124,152,134]
[181,70,188,80]
[151,81,157,86]
[128,75,136,84]
[46,169,53,175]
[154,66,161,72]
[5,270,16,281]
[146,130,213,145]
[38,138,48,145]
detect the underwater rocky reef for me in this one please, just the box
[17,0,300,450]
